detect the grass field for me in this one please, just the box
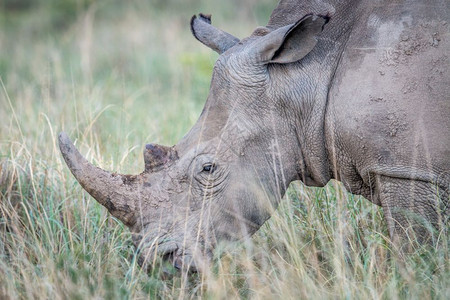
[0,0,449,299]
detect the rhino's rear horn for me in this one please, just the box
[144,143,177,172]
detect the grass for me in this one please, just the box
[0,0,449,299]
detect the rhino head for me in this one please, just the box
[59,14,328,272]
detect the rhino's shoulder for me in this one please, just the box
[326,0,450,184]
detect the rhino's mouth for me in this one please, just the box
[161,249,192,272]
[148,241,199,274]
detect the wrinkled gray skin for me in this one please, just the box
[59,0,450,272]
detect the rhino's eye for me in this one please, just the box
[202,163,216,173]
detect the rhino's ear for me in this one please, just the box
[190,13,240,54]
[252,14,329,64]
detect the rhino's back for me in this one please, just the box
[327,0,450,186]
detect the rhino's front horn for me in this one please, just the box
[58,132,138,226]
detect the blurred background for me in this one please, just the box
[0,0,274,173]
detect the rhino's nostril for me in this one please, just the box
[161,249,176,263]
[173,256,183,270]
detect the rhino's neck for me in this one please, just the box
[269,0,363,187]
